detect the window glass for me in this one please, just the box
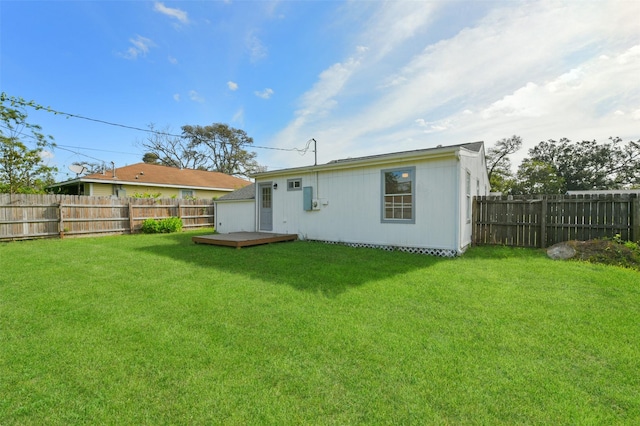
[287,178,302,191]
[382,168,414,222]
[261,186,271,208]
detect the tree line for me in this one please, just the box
[487,135,640,194]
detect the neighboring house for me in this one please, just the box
[50,163,251,199]
[216,142,490,256]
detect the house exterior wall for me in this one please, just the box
[215,200,255,233]
[87,183,226,199]
[90,183,114,197]
[256,155,466,254]
[457,149,490,250]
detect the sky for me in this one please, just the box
[1,0,639,181]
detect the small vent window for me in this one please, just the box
[287,178,302,191]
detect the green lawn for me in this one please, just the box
[1,230,638,424]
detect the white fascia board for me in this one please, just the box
[253,147,460,179]
[48,178,82,188]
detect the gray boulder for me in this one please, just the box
[547,242,576,260]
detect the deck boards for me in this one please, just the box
[192,232,297,248]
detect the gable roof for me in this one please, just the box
[51,163,251,191]
[253,141,485,178]
[217,183,256,201]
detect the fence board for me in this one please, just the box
[0,194,215,241]
[474,194,637,248]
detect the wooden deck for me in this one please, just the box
[192,232,298,248]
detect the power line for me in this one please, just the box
[4,93,315,154]
[56,144,140,156]
[55,146,106,164]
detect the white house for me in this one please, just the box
[215,142,490,256]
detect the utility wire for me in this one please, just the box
[4,94,314,154]
[55,146,106,164]
[56,144,139,156]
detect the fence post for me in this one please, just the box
[633,195,640,243]
[58,203,65,239]
[540,197,547,248]
[128,202,135,234]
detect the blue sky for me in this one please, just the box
[2,1,639,181]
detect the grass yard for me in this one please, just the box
[1,230,639,424]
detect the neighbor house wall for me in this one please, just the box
[88,183,225,199]
[90,183,114,197]
[256,155,462,254]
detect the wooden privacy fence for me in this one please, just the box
[0,194,215,241]
[473,194,640,248]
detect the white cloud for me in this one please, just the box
[227,81,239,91]
[168,55,178,65]
[153,2,189,24]
[246,30,267,62]
[189,90,205,103]
[120,35,154,60]
[232,108,245,125]
[173,93,181,102]
[290,47,368,131]
[255,88,274,99]
[266,1,640,170]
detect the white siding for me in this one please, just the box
[215,200,255,233]
[260,156,462,252]
[458,149,490,251]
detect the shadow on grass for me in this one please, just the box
[136,231,449,297]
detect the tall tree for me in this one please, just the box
[181,123,264,176]
[141,123,264,176]
[141,124,202,169]
[526,137,640,191]
[486,135,522,193]
[0,95,57,193]
[512,159,565,194]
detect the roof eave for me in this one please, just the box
[252,145,466,178]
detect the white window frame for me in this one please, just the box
[381,167,416,224]
[287,178,302,191]
[180,189,195,199]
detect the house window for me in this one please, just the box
[287,178,302,191]
[466,171,471,222]
[181,189,194,199]
[381,167,415,223]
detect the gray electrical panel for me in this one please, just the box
[303,186,313,211]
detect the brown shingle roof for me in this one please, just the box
[81,163,250,190]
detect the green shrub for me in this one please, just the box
[140,218,161,234]
[132,191,162,198]
[140,217,183,234]
[159,217,183,233]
